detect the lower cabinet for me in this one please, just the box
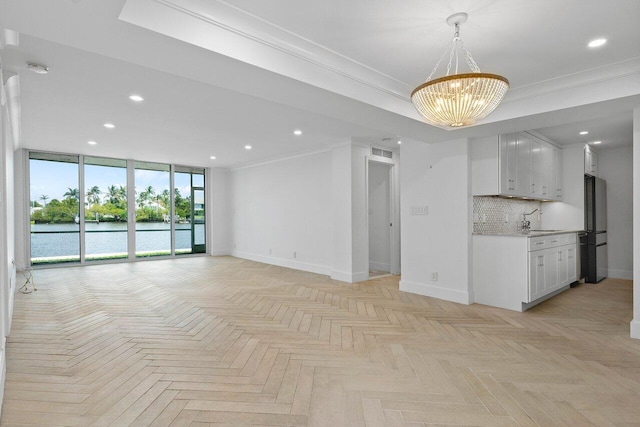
[473,233,578,312]
[528,243,576,302]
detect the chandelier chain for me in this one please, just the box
[460,40,481,73]
[426,22,484,82]
[425,38,454,82]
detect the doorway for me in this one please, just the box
[368,161,394,277]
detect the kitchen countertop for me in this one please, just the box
[473,230,583,237]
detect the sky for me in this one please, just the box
[29,159,195,203]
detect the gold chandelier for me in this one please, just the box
[411,13,509,128]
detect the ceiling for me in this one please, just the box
[0,0,638,168]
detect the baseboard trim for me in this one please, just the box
[608,269,633,280]
[210,250,231,256]
[369,261,390,272]
[631,319,640,340]
[331,270,369,283]
[231,251,331,276]
[399,280,472,305]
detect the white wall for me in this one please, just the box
[399,138,473,304]
[598,146,633,279]
[230,150,333,275]
[368,162,390,272]
[0,74,18,419]
[330,143,370,282]
[210,168,232,256]
[632,107,640,339]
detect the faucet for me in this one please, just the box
[521,208,539,232]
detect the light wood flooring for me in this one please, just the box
[2,256,640,426]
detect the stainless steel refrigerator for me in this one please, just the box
[584,176,607,283]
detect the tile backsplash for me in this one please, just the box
[473,196,541,234]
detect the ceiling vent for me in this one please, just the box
[372,147,393,159]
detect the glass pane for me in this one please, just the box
[84,157,128,261]
[135,162,171,257]
[193,189,205,246]
[174,172,192,255]
[192,173,204,188]
[174,172,206,255]
[29,155,80,265]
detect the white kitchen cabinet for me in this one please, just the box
[529,251,546,301]
[499,133,519,195]
[552,147,563,200]
[473,232,578,312]
[585,146,598,176]
[471,132,562,201]
[516,132,532,196]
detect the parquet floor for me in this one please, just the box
[2,256,640,426]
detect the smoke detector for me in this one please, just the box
[27,63,49,74]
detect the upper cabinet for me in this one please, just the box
[471,132,563,201]
[585,145,598,176]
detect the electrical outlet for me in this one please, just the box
[473,213,480,223]
[481,214,487,223]
[504,213,509,223]
[431,272,438,281]
[293,251,297,259]
[268,248,272,255]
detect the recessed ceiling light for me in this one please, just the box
[588,38,607,48]
[87,140,97,145]
[244,145,252,150]
[592,140,602,145]
[210,156,216,160]
[129,94,144,102]
[397,140,402,145]
[293,129,302,136]
[579,131,589,135]
[103,123,115,129]
[27,62,49,74]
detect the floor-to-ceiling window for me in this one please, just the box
[174,167,206,255]
[84,157,128,261]
[28,152,207,265]
[134,162,171,258]
[29,153,80,265]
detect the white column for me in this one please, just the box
[331,141,369,282]
[210,168,232,256]
[632,107,640,339]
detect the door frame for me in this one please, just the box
[367,157,400,276]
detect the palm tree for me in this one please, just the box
[160,189,170,207]
[63,188,80,201]
[137,185,155,208]
[86,186,101,205]
[39,194,49,207]
[106,185,120,204]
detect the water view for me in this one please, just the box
[29,153,206,264]
[30,222,205,262]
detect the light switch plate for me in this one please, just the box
[410,206,428,215]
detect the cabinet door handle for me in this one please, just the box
[551,240,559,243]
[558,252,562,261]
[538,256,544,267]
[536,242,544,245]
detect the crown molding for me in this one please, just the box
[120,0,640,128]
[120,0,416,116]
[504,56,640,104]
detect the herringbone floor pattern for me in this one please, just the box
[2,256,640,426]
